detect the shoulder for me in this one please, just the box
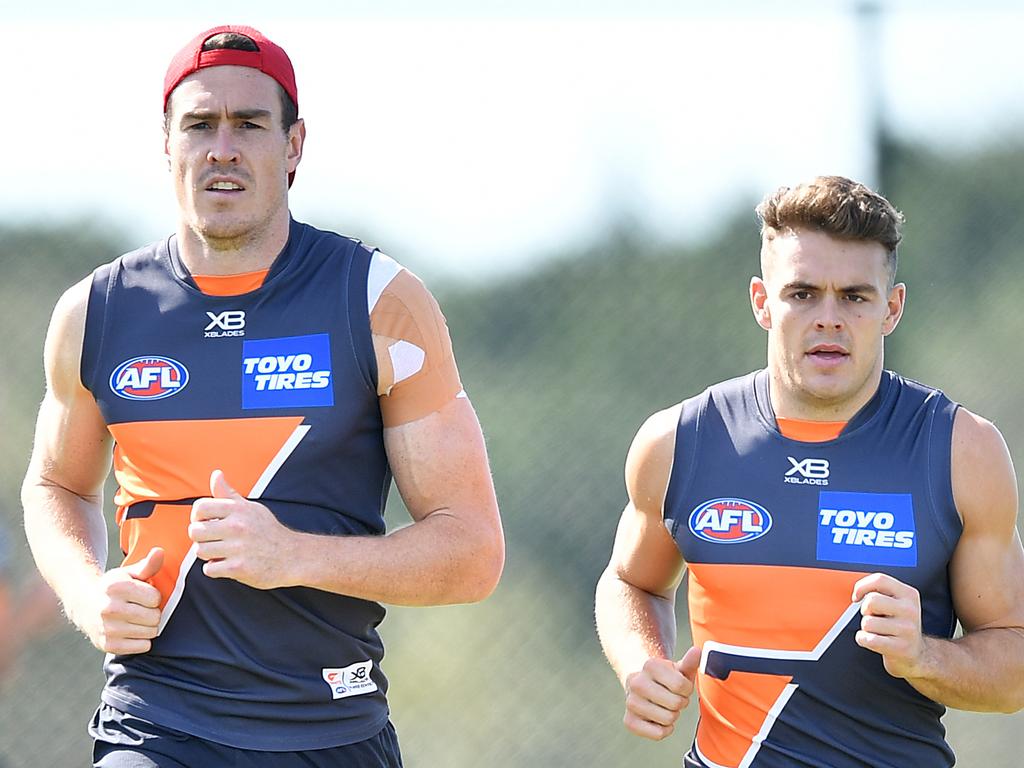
[46,276,92,369]
[368,251,450,362]
[367,250,439,315]
[625,404,682,514]
[45,275,93,384]
[952,407,1017,531]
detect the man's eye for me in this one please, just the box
[793,291,812,300]
[187,122,211,130]
[241,121,263,129]
[846,294,866,303]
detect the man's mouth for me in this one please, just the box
[206,181,245,192]
[806,344,849,361]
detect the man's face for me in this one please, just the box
[750,227,905,415]
[165,65,303,244]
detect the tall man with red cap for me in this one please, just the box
[22,25,504,767]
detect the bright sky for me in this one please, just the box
[5,1,1024,279]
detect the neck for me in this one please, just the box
[767,360,884,423]
[177,211,290,276]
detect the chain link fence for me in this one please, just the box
[3,136,1024,766]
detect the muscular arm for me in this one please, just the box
[855,408,1024,712]
[22,279,111,627]
[191,258,504,605]
[595,405,699,740]
[596,405,684,679]
[21,279,163,654]
[195,397,504,605]
[295,397,503,604]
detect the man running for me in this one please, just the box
[596,175,1024,767]
[23,25,504,767]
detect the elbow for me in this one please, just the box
[460,527,505,604]
[998,691,1024,715]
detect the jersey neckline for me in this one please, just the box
[164,217,306,298]
[751,368,895,445]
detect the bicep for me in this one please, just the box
[949,410,1024,632]
[383,397,498,525]
[607,405,685,598]
[25,279,112,498]
[950,526,1024,633]
[608,502,685,599]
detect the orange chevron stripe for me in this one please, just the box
[110,417,305,512]
[111,417,305,610]
[688,563,867,767]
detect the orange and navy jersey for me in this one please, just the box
[665,370,961,768]
[79,218,445,750]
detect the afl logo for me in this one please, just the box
[109,356,189,401]
[688,498,772,544]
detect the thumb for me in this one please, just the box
[676,645,702,681]
[127,547,165,582]
[210,469,244,500]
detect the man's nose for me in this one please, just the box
[815,296,844,331]
[207,126,240,165]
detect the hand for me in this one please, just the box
[853,572,927,679]
[623,646,701,740]
[82,547,164,655]
[189,470,297,590]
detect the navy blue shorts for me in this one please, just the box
[91,705,403,767]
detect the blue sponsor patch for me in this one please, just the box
[242,334,334,410]
[816,491,917,567]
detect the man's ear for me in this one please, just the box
[286,118,306,174]
[751,276,772,331]
[882,282,906,336]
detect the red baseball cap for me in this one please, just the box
[164,25,299,186]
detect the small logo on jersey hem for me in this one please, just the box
[688,498,773,544]
[109,356,189,400]
[322,660,377,700]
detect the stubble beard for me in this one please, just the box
[192,212,270,253]
[187,189,287,256]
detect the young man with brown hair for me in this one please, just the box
[595,175,1024,767]
[22,25,504,767]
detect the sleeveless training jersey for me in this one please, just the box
[81,219,395,750]
[664,370,962,768]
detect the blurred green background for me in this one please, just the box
[2,134,1024,765]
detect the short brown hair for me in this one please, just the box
[757,175,905,280]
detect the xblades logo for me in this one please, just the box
[785,457,830,486]
[321,661,377,701]
[205,310,246,338]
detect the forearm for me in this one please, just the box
[595,567,678,687]
[287,509,503,606]
[907,628,1024,713]
[21,480,108,632]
